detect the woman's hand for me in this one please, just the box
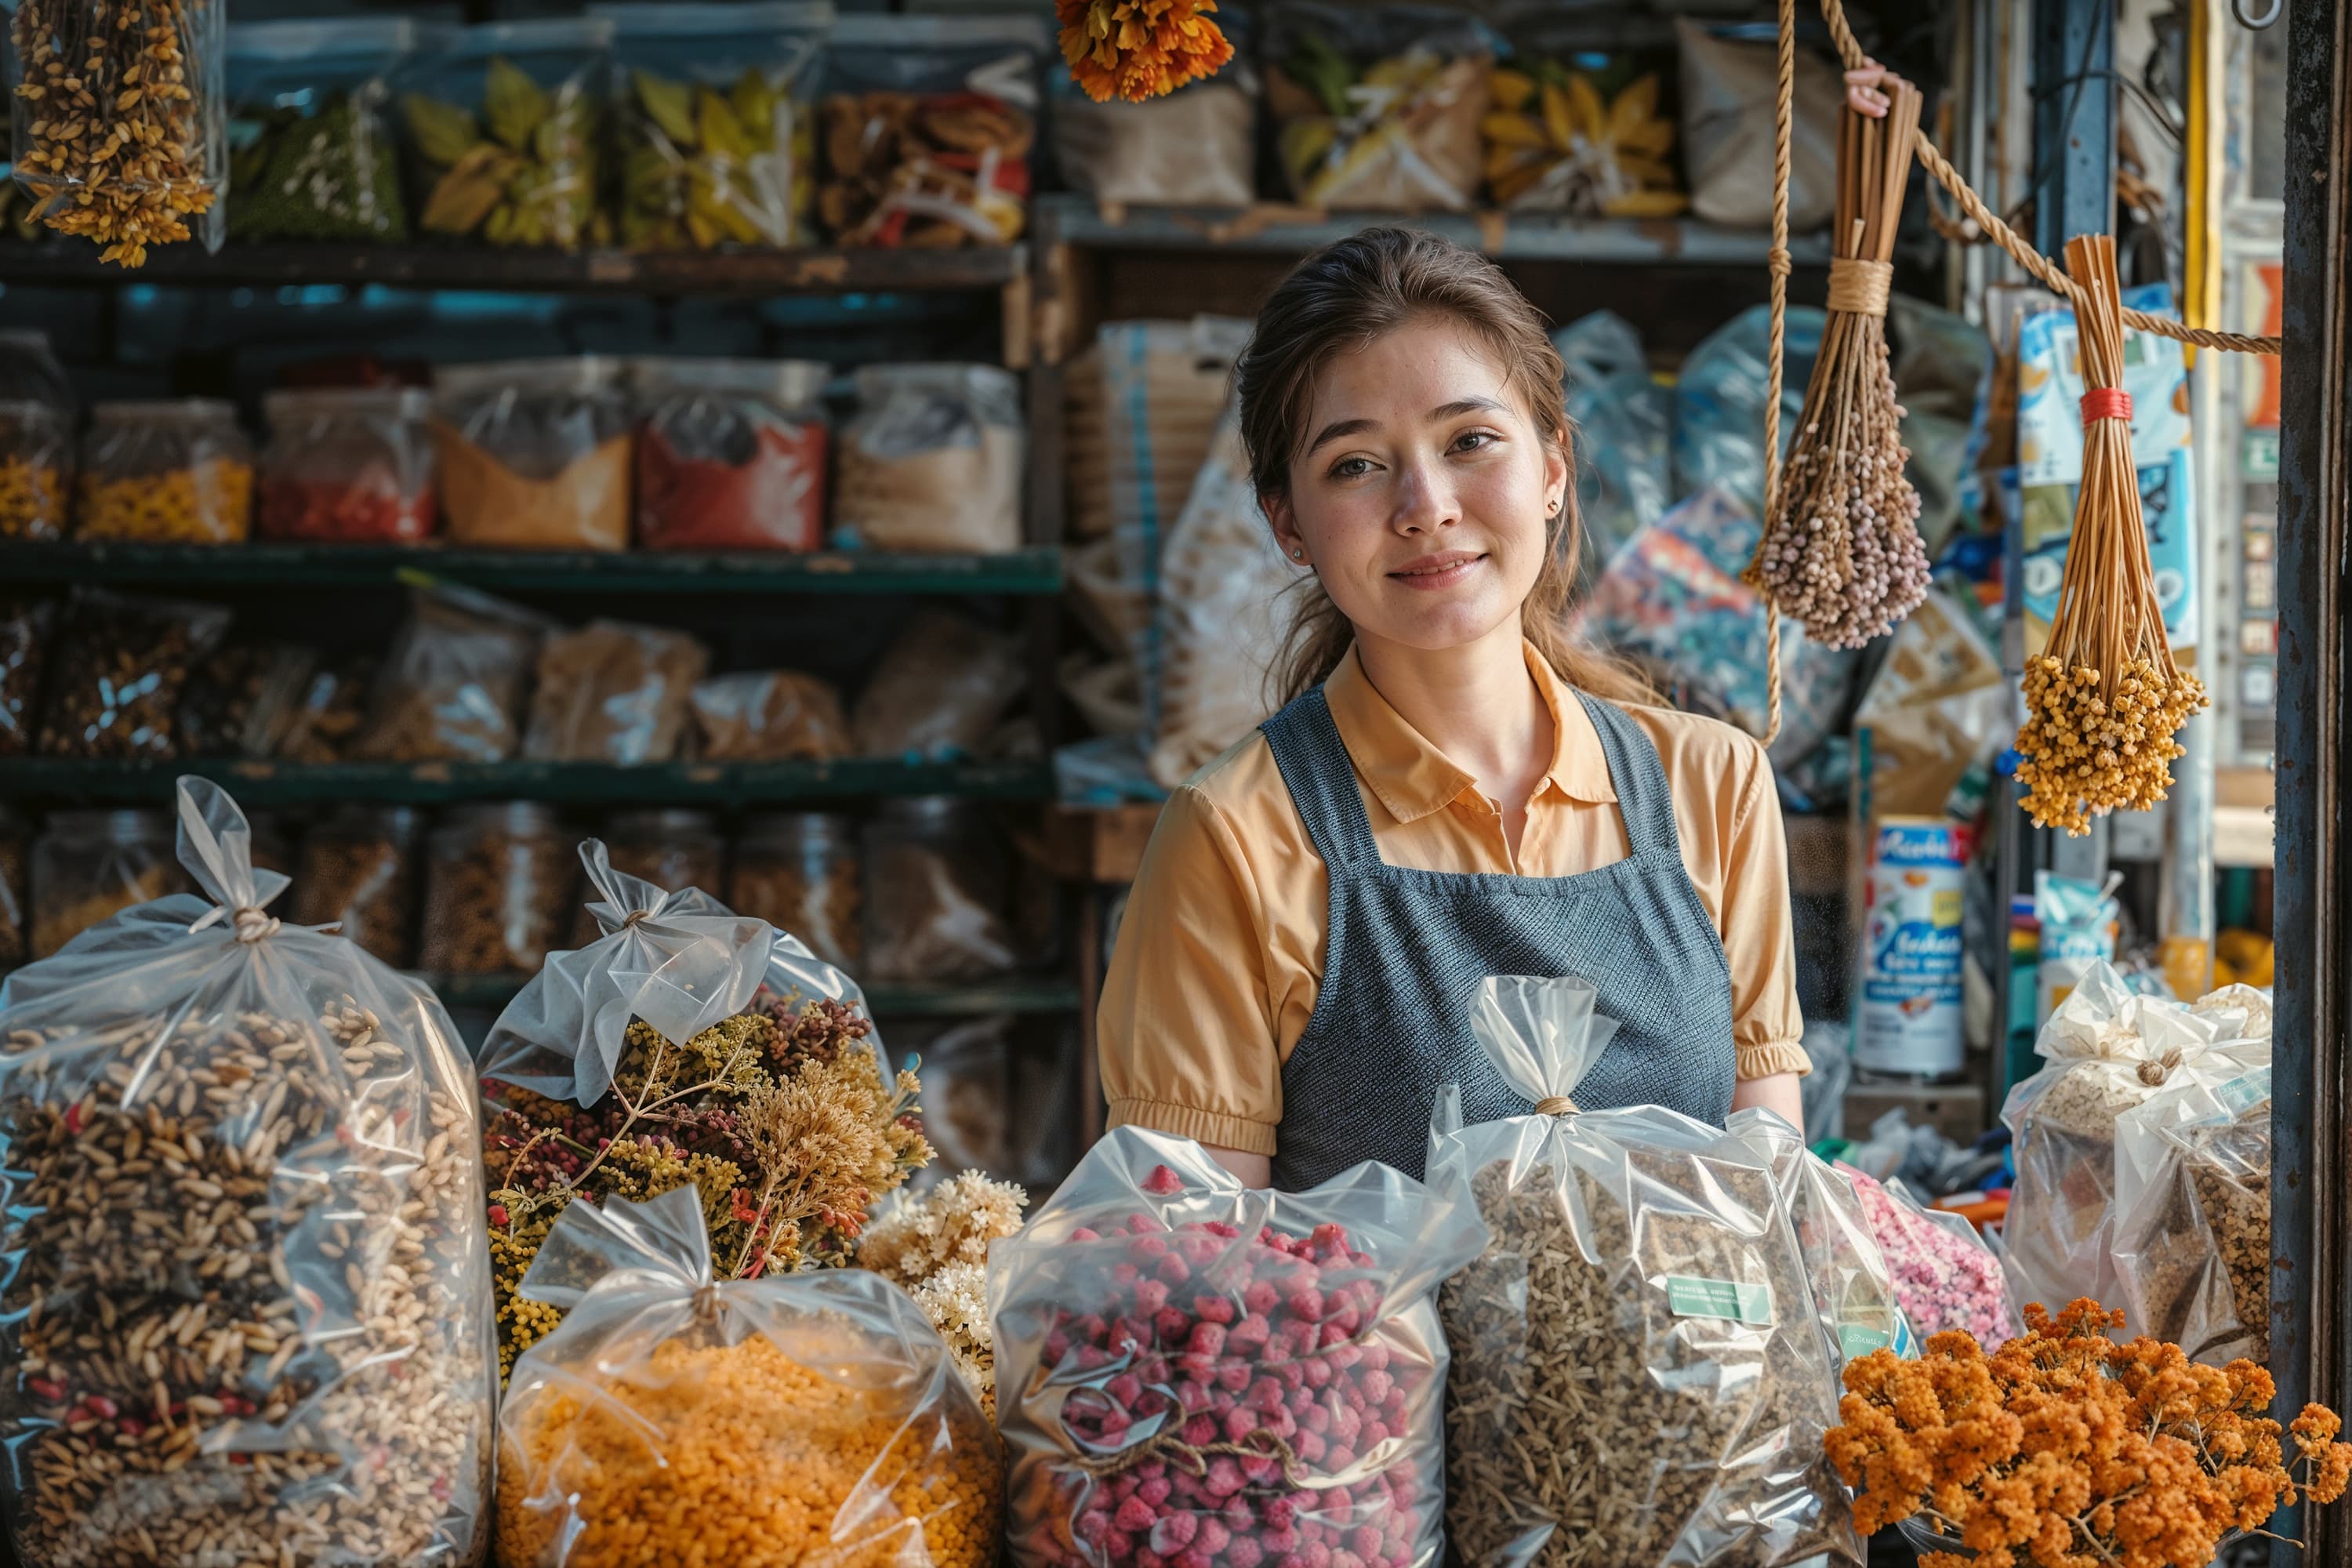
[1846,62,1893,118]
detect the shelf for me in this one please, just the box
[422,969,1080,1018]
[0,239,1027,296]
[1037,194,1835,267]
[0,540,1064,596]
[0,757,1053,808]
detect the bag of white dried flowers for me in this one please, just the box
[1427,975,1856,1568]
[1732,1105,1913,1377]
[0,776,495,1568]
[2000,962,2268,1323]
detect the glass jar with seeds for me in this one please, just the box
[226,19,414,243]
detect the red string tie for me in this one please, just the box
[2079,387,2133,426]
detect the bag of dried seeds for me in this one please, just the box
[0,777,495,1568]
[356,584,554,764]
[227,19,414,242]
[36,587,233,760]
[521,617,710,764]
[432,358,633,551]
[2000,961,2267,1322]
[1732,1106,1912,1377]
[398,18,612,252]
[1427,975,1854,1568]
[835,363,1025,554]
[498,1185,1001,1568]
[992,1124,1482,1568]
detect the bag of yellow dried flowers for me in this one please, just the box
[477,838,922,1380]
[498,1184,1003,1568]
[2001,962,2267,1326]
[1427,975,1855,1567]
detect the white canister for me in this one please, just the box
[1855,817,1973,1079]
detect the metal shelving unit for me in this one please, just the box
[422,969,1081,1017]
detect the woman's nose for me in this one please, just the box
[1391,459,1460,535]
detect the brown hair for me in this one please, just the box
[1235,226,1653,707]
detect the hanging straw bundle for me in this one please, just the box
[2014,234,2208,837]
[1751,74,1930,651]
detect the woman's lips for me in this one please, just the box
[1388,551,1483,590]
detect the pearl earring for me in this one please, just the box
[1291,547,1305,561]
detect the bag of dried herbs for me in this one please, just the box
[398,18,612,252]
[1733,1105,1913,1377]
[2112,985,2275,1364]
[1265,2,1493,212]
[993,1125,1483,1568]
[226,20,412,243]
[475,838,920,1381]
[2002,962,2268,1323]
[0,777,496,1568]
[590,2,827,251]
[1428,975,1855,1567]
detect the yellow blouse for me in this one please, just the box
[1099,641,1809,1158]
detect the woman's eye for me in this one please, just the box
[1452,430,1497,453]
[1330,456,1374,479]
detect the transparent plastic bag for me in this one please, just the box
[399,18,612,252]
[522,618,710,764]
[0,593,55,756]
[37,587,233,760]
[1672,303,1825,517]
[1843,1165,2019,1346]
[1427,975,1852,1568]
[1732,1106,1910,1376]
[0,398,71,539]
[499,1185,1002,1568]
[991,1124,1481,1568]
[863,797,1015,983]
[1554,310,1670,575]
[1265,2,1493,212]
[227,19,412,242]
[836,364,1025,554]
[692,669,853,760]
[634,358,829,551]
[259,386,437,543]
[174,641,318,758]
[358,585,553,763]
[1484,31,1682,216]
[1675,20,1838,230]
[1052,49,1256,206]
[432,358,633,550]
[855,611,1028,760]
[30,807,184,959]
[76,398,255,543]
[0,778,495,1568]
[2113,1055,2273,1365]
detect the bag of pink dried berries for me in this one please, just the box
[989,1125,1483,1568]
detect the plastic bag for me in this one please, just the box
[0,594,55,756]
[0,398,71,539]
[0,778,495,1568]
[432,357,633,550]
[1428,975,1852,1566]
[399,18,612,251]
[1673,302,1824,516]
[2000,961,2267,1319]
[1844,1166,2018,1346]
[2113,1048,2272,1364]
[499,1185,1002,1568]
[691,669,853,760]
[731,811,862,971]
[992,1124,1479,1568]
[1555,310,1671,575]
[836,363,1025,554]
[1675,20,1838,230]
[523,618,710,764]
[1733,1106,1911,1376]
[259,386,437,543]
[1484,33,1683,216]
[854,611,1028,760]
[863,797,1016,983]
[275,651,376,762]
[76,398,254,543]
[818,14,1043,247]
[29,806,184,958]
[358,585,552,763]
[175,641,318,757]
[634,358,829,551]
[912,1014,1013,1177]
[227,19,412,241]
[1266,3,1493,212]
[0,806,24,966]
[38,588,233,760]
[594,2,826,250]
[1053,53,1256,206]
[419,800,572,975]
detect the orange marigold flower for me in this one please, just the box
[1056,0,1236,103]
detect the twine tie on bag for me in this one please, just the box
[691,1283,724,1323]
[1534,1095,1580,1116]
[231,907,281,944]
[1067,1426,1313,1487]
[2137,1047,2186,1088]
[624,909,655,928]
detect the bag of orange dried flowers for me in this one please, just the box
[1427,976,1855,1567]
[498,1184,1003,1568]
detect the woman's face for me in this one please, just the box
[1265,318,1567,661]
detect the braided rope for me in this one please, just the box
[1742,0,1796,750]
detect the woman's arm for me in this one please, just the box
[1203,1146,1273,1188]
[1732,1070,1804,1136]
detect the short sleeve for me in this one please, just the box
[1722,747,1809,1080]
[1098,785,1286,1155]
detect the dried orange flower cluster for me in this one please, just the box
[1056,0,1235,103]
[1827,1298,2352,1568]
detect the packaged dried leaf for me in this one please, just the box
[499,1185,1001,1568]
[1266,4,1493,212]
[75,399,255,544]
[522,618,710,764]
[592,2,827,251]
[691,670,854,761]
[1427,975,1853,1567]
[1482,34,1682,216]
[818,14,1045,248]
[36,588,233,760]
[1732,1106,1911,1376]
[399,19,613,252]
[432,358,633,550]
[633,358,829,551]
[357,585,554,763]
[992,1125,1483,1568]
[227,20,412,242]
[0,778,496,1568]
[836,363,1025,554]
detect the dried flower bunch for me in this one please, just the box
[1057,0,1235,103]
[861,1170,1029,1419]
[2016,234,2208,836]
[9,0,220,267]
[1828,1298,2352,1568]
[483,991,929,1379]
[1752,77,1930,650]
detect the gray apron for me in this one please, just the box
[1261,684,1737,1191]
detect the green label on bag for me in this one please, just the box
[1838,1324,1893,1360]
[1665,1276,1773,1325]
[2218,1068,2273,1117]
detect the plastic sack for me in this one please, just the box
[1554,310,1671,575]
[1484,33,1683,216]
[276,651,375,762]
[1674,303,1825,515]
[1733,1106,1911,1375]
[29,806,184,958]
[594,2,827,250]
[1426,975,1851,1566]
[1053,45,1256,206]
[76,398,255,544]
[992,1124,1479,1568]
[227,19,413,242]
[0,778,495,1568]
[399,18,612,251]
[862,797,1016,983]
[176,641,318,758]
[1844,1166,2017,1347]
[432,358,633,550]
[523,618,710,764]
[836,363,1025,554]
[1675,20,1838,230]
[1266,3,1493,212]
[357,585,553,763]
[634,358,829,551]
[2000,961,2267,1320]
[498,1185,1002,1568]
[692,669,853,760]
[258,386,437,543]
[0,397,71,539]
[38,588,232,760]
[0,594,49,755]
[854,611,1028,760]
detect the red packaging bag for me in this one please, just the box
[633,358,829,551]
[258,386,437,543]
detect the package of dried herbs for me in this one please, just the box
[226,20,412,243]
[1428,976,1854,1567]
[0,778,496,1568]
[1733,1106,1911,1377]
[399,19,612,252]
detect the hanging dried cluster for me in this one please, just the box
[1753,78,1930,650]
[2015,234,2207,836]
[1056,0,1235,104]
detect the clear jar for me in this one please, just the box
[76,399,256,544]
[31,808,186,959]
[419,802,571,975]
[0,399,72,541]
[294,804,421,968]
[431,358,632,551]
[862,797,1014,982]
[572,808,722,947]
[729,811,862,973]
[259,387,437,543]
[633,359,829,552]
[0,804,27,966]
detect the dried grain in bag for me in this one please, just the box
[497,1185,1002,1568]
[692,669,853,760]
[1731,1105,1911,1376]
[854,610,1027,760]
[357,584,555,763]
[1265,2,1493,212]
[0,777,495,1568]
[1428,975,1854,1568]
[836,363,1025,554]
[522,618,710,764]
[432,357,632,550]
[2000,960,2267,1320]
[993,1124,1482,1568]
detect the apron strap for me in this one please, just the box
[1260,687,1381,875]
[1575,691,1686,863]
